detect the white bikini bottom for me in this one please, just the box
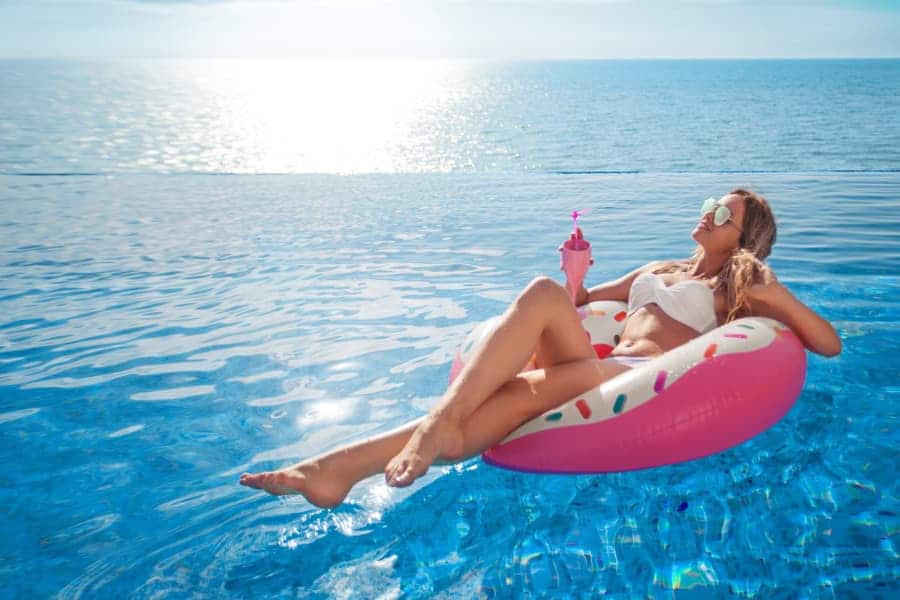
[605,355,654,368]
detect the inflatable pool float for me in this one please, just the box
[450,300,807,474]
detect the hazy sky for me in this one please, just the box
[1,0,898,59]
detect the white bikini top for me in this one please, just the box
[627,272,718,334]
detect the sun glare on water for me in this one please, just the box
[180,59,474,173]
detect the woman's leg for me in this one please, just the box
[239,357,631,507]
[438,276,595,421]
[383,276,595,487]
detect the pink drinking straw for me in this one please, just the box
[571,208,590,249]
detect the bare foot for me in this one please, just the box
[239,460,351,509]
[384,415,465,488]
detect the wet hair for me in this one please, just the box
[653,188,778,323]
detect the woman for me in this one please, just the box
[240,189,841,507]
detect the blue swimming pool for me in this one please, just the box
[1,171,897,597]
[3,57,899,597]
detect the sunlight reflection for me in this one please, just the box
[297,400,353,426]
[186,59,474,173]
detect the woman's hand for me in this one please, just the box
[748,276,842,357]
[747,265,787,307]
[747,270,779,303]
[567,281,589,306]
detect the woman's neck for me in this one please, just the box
[690,249,731,279]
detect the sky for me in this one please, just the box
[0,0,898,60]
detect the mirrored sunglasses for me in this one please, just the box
[701,197,741,230]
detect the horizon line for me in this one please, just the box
[2,55,899,61]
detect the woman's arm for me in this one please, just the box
[748,273,842,357]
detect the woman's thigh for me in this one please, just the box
[531,297,596,369]
[458,357,632,457]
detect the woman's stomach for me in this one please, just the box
[610,304,701,357]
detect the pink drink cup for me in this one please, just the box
[560,238,592,303]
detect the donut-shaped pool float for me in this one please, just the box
[450,301,807,474]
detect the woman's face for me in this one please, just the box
[691,193,745,252]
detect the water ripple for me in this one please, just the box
[0,171,897,597]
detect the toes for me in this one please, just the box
[387,460,424,488]
[385,458,398,474]
[384,446,436,487]
[384,458,405,484]
[239,471,290,494]
[394,468,413,487]
[385,466,401,486]
[240,472,262,488]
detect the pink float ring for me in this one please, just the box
[450,300,807,474]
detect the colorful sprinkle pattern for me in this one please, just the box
[496,300,788,445]
[575,399,592,419]
[653,370,668,393]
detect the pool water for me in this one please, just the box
[1,171,897,597]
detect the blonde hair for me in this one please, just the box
[653,188,778,323]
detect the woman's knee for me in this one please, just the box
[519,276,568,308]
